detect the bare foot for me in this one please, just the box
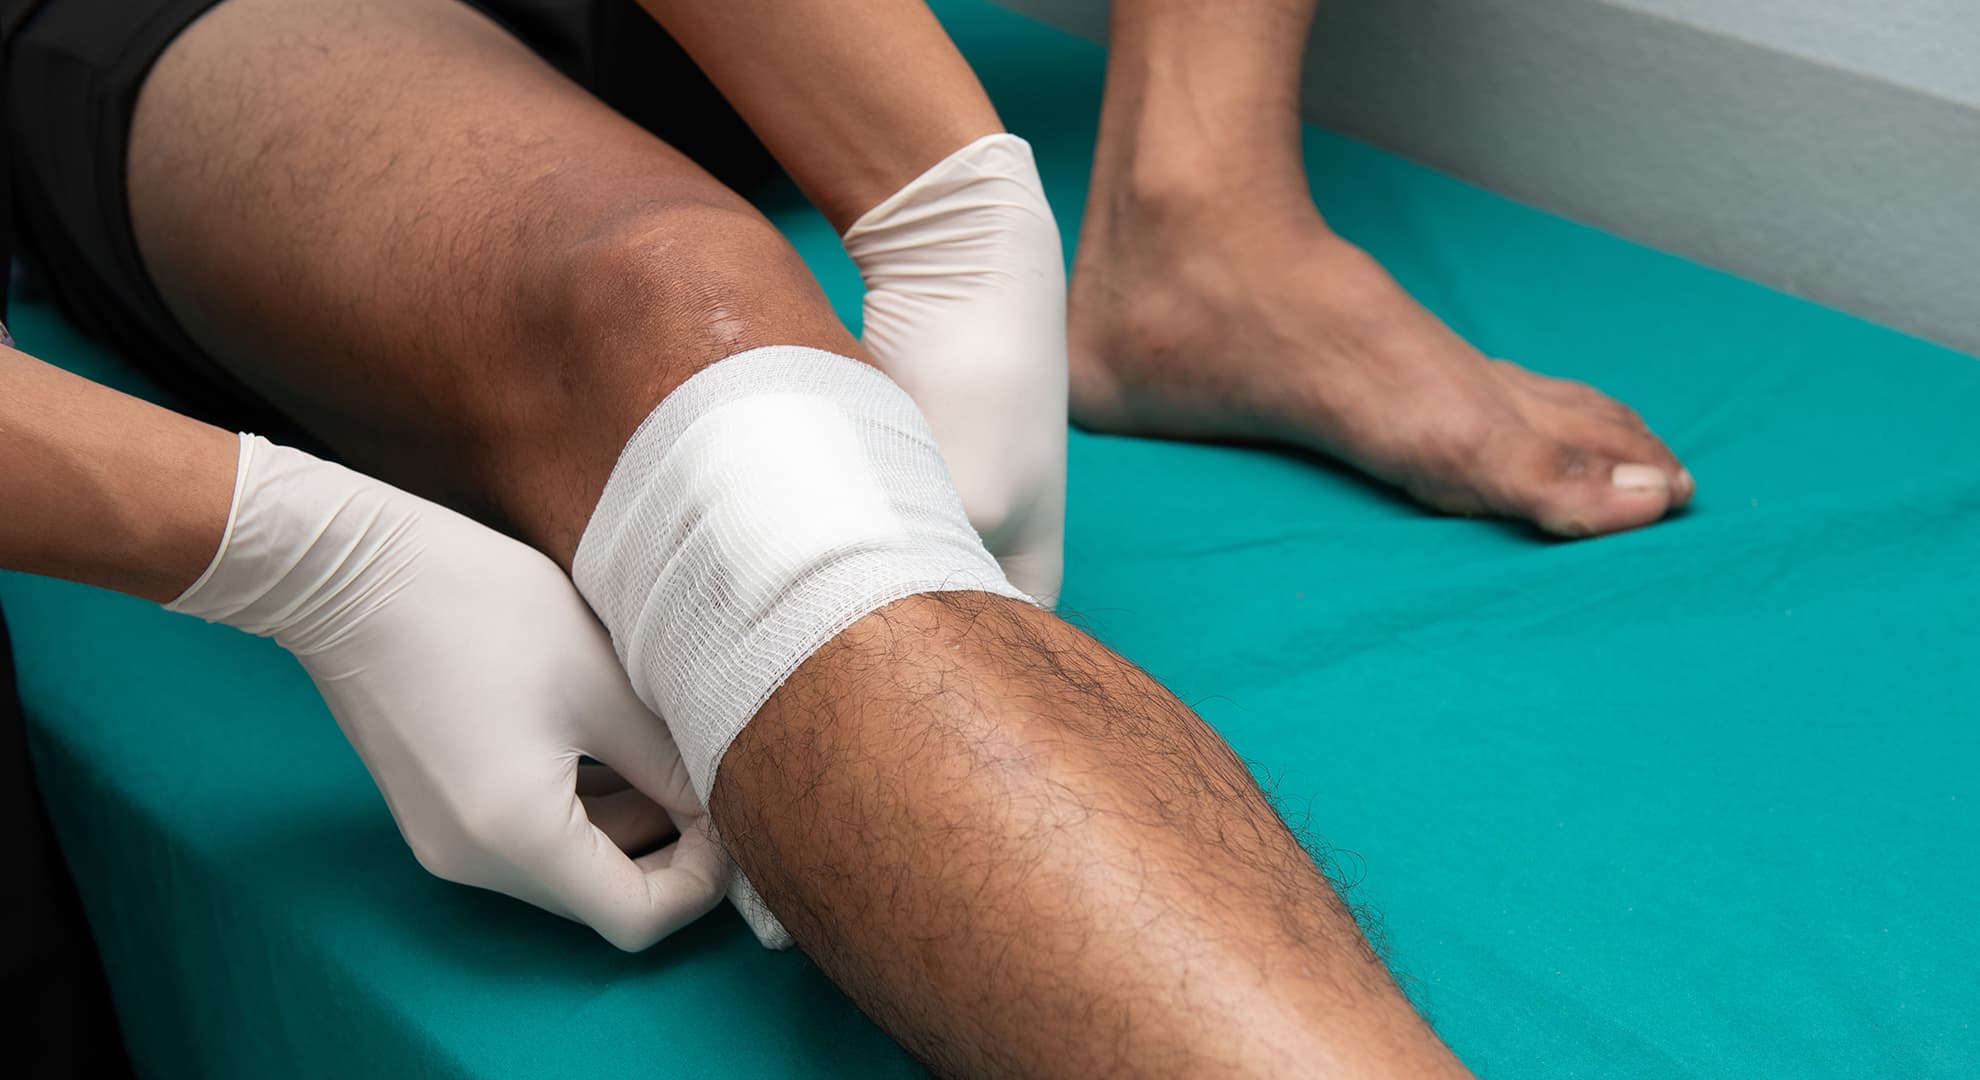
[1069,182,1693,537]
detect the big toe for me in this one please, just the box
[1483,428,1685,538]
[1497,363,1695,501]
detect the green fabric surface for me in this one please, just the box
[4,1,1977,1075]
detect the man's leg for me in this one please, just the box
[128,0,857,560]
[1072,0,1694,538]
[128,1,1464,1073]
[719,592,1467,1076]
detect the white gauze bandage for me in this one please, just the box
[572,346,1030,946]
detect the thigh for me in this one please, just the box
[127,0,852,556]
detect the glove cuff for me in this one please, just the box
[165,434,418,653]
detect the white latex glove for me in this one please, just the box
[168,434,725,950]
[844,132,1069,607]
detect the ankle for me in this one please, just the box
[1092,60,1307,204]
[1120,120,1308,207]
[1088,107,1315,242]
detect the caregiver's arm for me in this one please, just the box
[633,0,1001,230]
[0,343,235,602]
[0,342,726,950]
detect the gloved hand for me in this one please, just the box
[168,434,725,950]
[844,132,1069,607]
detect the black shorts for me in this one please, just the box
[3,0,775,429]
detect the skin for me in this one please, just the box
[120,0,1471,1073]
[631,0,1005,233]
[1069,0,1696,537]
[720,590,1465,1076]
[0,344,236,603]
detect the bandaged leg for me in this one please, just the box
[121,0,1460,1065]
[844,133,1069,607]
[572,346,1029,946]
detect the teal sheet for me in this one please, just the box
[4,2,1976,1075]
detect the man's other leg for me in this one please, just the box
[128,1,1464,1073]
[1071,0,1693,538]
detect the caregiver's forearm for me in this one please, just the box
[0,344,237,602]
[632,0,1004,230]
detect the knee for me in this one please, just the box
[490,200,855,552]
[527,199,849,397]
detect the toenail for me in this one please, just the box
[1611,464,1671,492]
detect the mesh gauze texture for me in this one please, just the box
[572,346,1029,945]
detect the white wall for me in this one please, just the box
[1611,0,1980,103]
[996,0,1980,355]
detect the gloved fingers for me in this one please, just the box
[994,546,1063,611]
[576,762,632,796]
[581,785,679,856]
[522,789,727,952]
[633,814,728,905]
[580,702,703,820]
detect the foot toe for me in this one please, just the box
[1491,435,1677,538]
[1529,395,1695,513]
